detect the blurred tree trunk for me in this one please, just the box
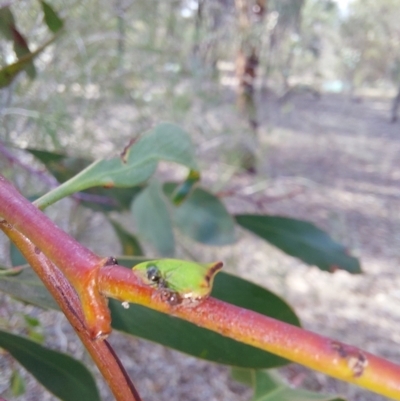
[391,84,400,123]
[115,0,126,73]
[192,0,227,77]
[233,0,267,173]
[235,0,267,132]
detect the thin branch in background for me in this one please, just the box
[217,184,306,210]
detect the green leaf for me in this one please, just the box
[23,315,40,328]
[0,6,16,40]
[10,242,27,267]
[40,1,64,33]
[11,27,35,79]
[27,148,141,212]
[0,6,35,79]
[231,369,346,401]
[0,35,56,88]
[235,215,361,274]
[27,148,91,180]
[164,183,236,246]
[131,181,175,256]
[230,367,253,386]
[0,329,100,401]
[170,170,200,205]
[34,123,198,209]
[10,369,26,397]
[0,267,59,310]
[109,220,143,256]
[111,257,300,368]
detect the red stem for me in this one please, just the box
[0,175,110,338]
[0,222,142,401]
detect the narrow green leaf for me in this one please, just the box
[0,265,24,276]
[131,181,175,256]
[27,330,45,344]
[23,315,40,328]
[232,369,346,401]
[170,170,200,205]
[40,1,64,33]
[165,183,236,246]
[230,367,253,386]
[10,369,26,397]
[10,242,27,267]
[11,26,36,78]
[0,35,56,88]
[0,6,35,79]
[0,7,16,40]
[34,123,198,209]
[109,220,143,256]
[0,268,59,310]
[236,215,361,274]
[0,329,100,401]
[27,148,91,180]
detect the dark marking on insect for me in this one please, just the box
[146,265,182,306]
[331,341,368,377]
[104,256,118,266]
[146,265,163,283]
[160,289,181,306]
[34,246,41,254]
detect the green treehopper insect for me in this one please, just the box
[132,259,223,306]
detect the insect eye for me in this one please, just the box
[146,265,161,282]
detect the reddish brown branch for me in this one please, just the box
[0,175,110,338]
[0,222,142,401]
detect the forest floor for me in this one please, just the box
[2,89,400,401]
[250,90,400,401]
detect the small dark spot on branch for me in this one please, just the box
[331,341,368,377]
[0,219,13,228]
[104,257,118,266]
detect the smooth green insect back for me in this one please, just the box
[132,259,223,305]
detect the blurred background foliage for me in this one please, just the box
[1,0,400,161]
